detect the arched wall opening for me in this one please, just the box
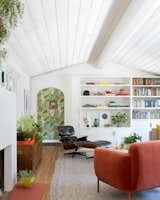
[37,87,64,140]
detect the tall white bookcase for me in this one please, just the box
[79,77,160,129]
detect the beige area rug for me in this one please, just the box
[51,155,160,200]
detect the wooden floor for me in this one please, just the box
[35,145,61,200]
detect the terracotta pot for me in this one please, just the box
[24,138,32,141]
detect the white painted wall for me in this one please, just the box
[31,62,156,144]
[0,89,16,191]
[6,65,31,118]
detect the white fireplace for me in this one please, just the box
[0,88,16,191]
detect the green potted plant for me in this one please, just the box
[35,134,43,142]
[17,115,39,141]
[18,170,35,188]
[111,112,128,127]
[119,88,125,93]
[24,133,32,141]
[123,133,142,149]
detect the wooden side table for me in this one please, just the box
[17,139,42,172]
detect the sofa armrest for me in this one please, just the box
[94,148,131,191]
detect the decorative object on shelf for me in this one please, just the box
[96,104,108,109]
[82,112,99,128]
[82,104,96,108]
[98,81,109,85]
[105,90,113,95]
[102,113,108,119]
[100,112,111,127]
[93,91,105,96]
[111,112,128,127]
[123,133,142,149]
[18,170,35,188]
[83,90,90,96]
[116,88,129,96]
[108,101,116,106]
[82,117,89,127]
[86,82,95,85]
[93,118,99,127]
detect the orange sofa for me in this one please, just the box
[94,141,160,200]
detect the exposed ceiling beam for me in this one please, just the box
[88,0,131,65]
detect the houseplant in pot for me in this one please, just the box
[123,133,142,149]
[16,115,40,141]
[111,112,128,127]
[18,170,35,188]
[24,133,32,141]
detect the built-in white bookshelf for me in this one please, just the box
[132,78,160,120]
[79,77,160,128]
[80,77,131,128]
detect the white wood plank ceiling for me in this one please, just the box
[6,0,115,76]
[97,0,160,75]
[6,0,160,76]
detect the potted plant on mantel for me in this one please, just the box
[111,112,128,127]
[17,115,42,142]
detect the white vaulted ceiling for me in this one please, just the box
[97,0,160,75]
[6,0,160,76]
[5,0,115,76]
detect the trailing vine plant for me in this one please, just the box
[0,0,24,64]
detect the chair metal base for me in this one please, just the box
[64,151,86,158]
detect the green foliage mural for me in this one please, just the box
[37,88,64,140]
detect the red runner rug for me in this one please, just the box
[7,183,46,200]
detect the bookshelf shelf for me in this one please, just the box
[133,107,160,110]
[80,95,130,98]
[80,84,131,87]
[133,96,160,98]
[80,77,131,128]
[81,107,130,110]
[79,77,160,128]
[132,78,160,120]
[133,85,160,87]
